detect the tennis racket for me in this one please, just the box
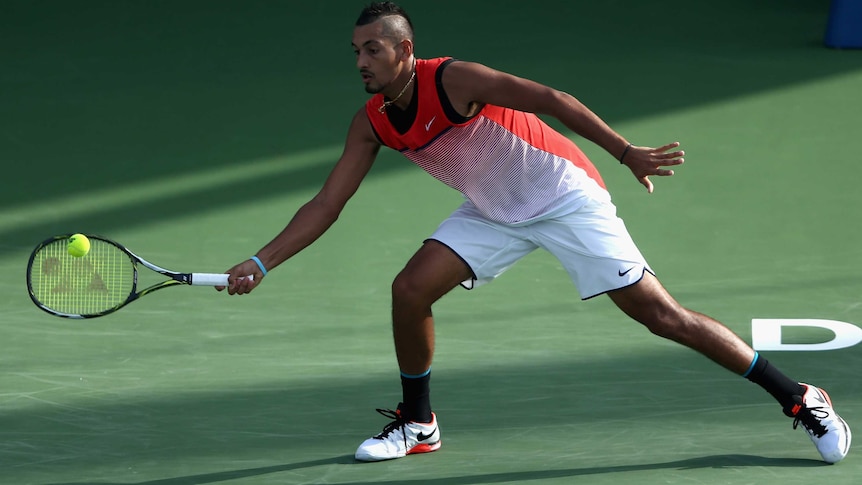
[26,234,237,319]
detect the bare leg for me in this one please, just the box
[607,272,755,374]
[609,271,806,410]
[606,272,850,464]
[391,240,473,375]
[353,240,468,461]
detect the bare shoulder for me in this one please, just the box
[348,106,373,132]
[441,59,555,114]
[321,106,381,201]
[440,60,500,116]
[441,60,499,91]
[346,106,380,145]
[443,59,497,77]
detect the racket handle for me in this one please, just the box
[191,273,254,286]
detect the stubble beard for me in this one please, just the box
[364,78,384,94]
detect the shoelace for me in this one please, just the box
[373,408,409,449]
[793,406,830,438]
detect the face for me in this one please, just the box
[352,21,407,94]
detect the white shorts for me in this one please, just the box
[428,196,654,299]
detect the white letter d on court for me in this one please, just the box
[752,319,862,351]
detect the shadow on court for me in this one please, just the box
[2,0,860,255]
[44,454,825,485]
[42,456,355,485]
[4,1,860,484]
[4,345,859,483]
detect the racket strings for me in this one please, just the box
[28,238,135,315]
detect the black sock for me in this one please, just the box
[400,369,432,423]
[743,353,805,415]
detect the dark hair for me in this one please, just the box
[356,2,414,42]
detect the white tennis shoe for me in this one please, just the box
[355,407,441,462]
[789,383,851,463]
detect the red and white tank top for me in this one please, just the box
[365,57,608,224]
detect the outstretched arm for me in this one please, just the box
[441,61,684,193]
[220,108,381,294]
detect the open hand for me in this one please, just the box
[621,142,685,193]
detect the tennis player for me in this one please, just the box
[221,1,850,464]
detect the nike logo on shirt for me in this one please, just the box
[424,116,436,132]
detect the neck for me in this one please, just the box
[380,59,416,113]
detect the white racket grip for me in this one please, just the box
[191,273,254,286]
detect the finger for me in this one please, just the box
[654,141,681,153]
[656,150,685,160]
[242,276,256,294]
[640,176,654,193]
[655,168,675,176]
[215,272,230,292]
[233,276,248,295]
[657,157,685,166]
[229,274,248,295]
[239,275,259,295]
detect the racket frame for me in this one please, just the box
[26,234,229,319]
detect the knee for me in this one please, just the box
[392,269,428,308]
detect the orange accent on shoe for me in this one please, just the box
[818,388,834,406]
[407,440,442,455]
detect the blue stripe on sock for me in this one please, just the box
[741,352,759,378]
[400,367,431,379]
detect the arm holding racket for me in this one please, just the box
[221,109,381,295]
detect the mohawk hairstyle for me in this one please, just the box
[356,2,414,42]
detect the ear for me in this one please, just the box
[398,39,414,60]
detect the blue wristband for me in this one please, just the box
[249,255,268,276]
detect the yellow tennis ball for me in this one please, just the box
[67,233,91,258]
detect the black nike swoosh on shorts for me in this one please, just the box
[618,267,636,277]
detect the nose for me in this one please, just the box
[356,51,370,71]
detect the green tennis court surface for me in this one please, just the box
[2,1,860,483]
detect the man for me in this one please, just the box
[220,2,851,464]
